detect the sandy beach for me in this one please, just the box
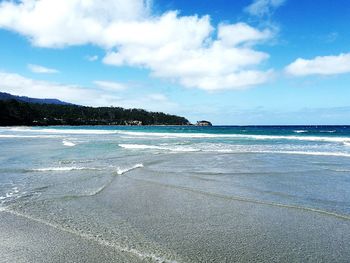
[2,171,350,262]
[0,210,145,263]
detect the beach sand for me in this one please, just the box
[2,173,350,262]
[0,210,144,263]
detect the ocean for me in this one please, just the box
[0,125,350,262]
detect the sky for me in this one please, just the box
[0,0,350,125]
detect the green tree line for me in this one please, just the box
[0,99,190,126]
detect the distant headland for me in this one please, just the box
[0,92,192,126]
[196,120,212,126]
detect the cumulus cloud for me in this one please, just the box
[285,53,350,76]
[102,14,274,91]
[245,0,286,17]
[217,23,272,46]
[0,0,274,91]
[0,71,176,112]
[0,0,152,47]
[28,64,59,74]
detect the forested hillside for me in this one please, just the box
[0,99,190,126]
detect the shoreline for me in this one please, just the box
[1,125,350,262]
[0,210,146,263]
[2,124,350,127]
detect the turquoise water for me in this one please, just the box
[1,125,350,262]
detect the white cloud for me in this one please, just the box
[217,23,272,46]
[28,64,59,74]
[0,71,104,105]
[245,0,286,17]
[0,0,152,47]
[0,0,274,91]
[94,80,127,91]
[0,71,177,112]
[86,55,98,61]
[102,13,273,91]
[285,53,350,76]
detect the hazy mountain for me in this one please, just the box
[0,92,72,105]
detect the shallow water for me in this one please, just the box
[0,126,350,262]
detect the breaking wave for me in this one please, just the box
[320,130,336,133]
[0,135,60,138]
[31,167,100,172]
[119,144,199,152]
[116,163,144,175]
[8,127,118,135]
[4,128,350,144]
[119,143,350,157]
[30,163,145,174]
[294,130,308,133]
[62,140,76,147]
[116,131,350,144]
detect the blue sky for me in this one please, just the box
[0,0,350,125]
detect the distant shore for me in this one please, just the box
[0,98,190,126]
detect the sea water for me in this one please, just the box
[0,126,350,262]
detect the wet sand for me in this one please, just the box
[0,210,144,263]
[2,172,350,262]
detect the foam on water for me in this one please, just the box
[8,127,118,135]
[0,135,61,138]
[41,129,118,135]
[119,144,200,152]
[116,163,144,175]
[62,140,76,147]
[119,143,350,157]
[320,130,336,133]
[294,130,308,133]
[3,127,350,144]
[0,186,25,205]
[32,167,100,172]
[333,169,350,172]
[31,164,146,174]
[116,131,350,144]
[119,144,163,150]
[0,187,19,200]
